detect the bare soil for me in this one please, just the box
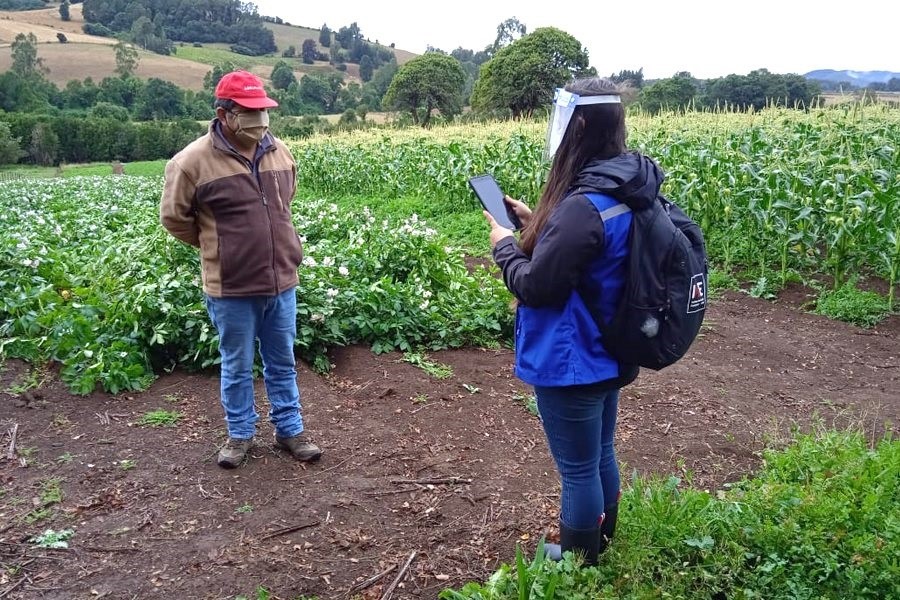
[1,289,898,599]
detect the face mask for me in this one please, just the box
[228,109,269,144]
[544,89,621,160]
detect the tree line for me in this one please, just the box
[81,0,275,56]
[0,15,836,166]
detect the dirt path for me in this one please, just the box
[1,290,897,599]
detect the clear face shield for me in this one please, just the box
[544,88,622,160]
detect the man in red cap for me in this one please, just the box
[160,70,322,468]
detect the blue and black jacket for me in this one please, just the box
[492,152,664,388]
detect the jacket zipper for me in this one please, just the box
[221,141,280,294]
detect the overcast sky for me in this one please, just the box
[250,0,897,80]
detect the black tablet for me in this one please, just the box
[468,174,522,230]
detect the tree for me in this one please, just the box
[298,72,344,113]
[319,24,331,48]
[203,62,238,91]
[702,69,819,111]
[610,68,644,89]
[0,121,25,165]
[282,45,296,58]
[136,78,184,120]
[98,75,143,110]
[471,27,594,118]
[334,22,361,49]
[59,0,70,21]
[383,52,466,126]
[359,55,374,82]
[114,41,139,78]
[29,123,59,166]
[11,33,48,78]
[490,17,526,55]
[57,33,68,43]
[301,39,317,65]
[270,60,296,90]
[639,72,697,113]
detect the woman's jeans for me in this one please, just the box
[205,287,304,440]
[535,384,620,530]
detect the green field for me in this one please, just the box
[1,107,898,599]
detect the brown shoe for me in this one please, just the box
[217,437,253,469]
[274,434,322,462]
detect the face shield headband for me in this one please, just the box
[545,88,622,160]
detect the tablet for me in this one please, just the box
[468,174,522,230]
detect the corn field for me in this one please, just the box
[291,105,900,306]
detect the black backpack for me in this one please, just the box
[582,192,708,370]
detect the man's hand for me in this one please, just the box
[484,211,514,249]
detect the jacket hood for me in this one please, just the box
[571,152,664,210]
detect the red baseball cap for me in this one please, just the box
[214,70,278,109]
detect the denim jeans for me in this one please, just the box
[205,287,304,440]
[535,384,620,530]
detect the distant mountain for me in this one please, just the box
[805,69,900,86]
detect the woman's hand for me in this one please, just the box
[504,195,533,227]
[483,211,514,249]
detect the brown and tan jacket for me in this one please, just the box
[160,121,302,297]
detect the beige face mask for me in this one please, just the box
[229,109,269,144]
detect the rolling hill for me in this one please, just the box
[0,4,415,90]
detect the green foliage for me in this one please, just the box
[30,528,75,549]
[11,32,47,79]
[814,277,893,327]
[512,391,538,416]
[703,69,822,110]
[383,52,467,126]
[610,68,644,89]
[82,0,275,55]
[640,72,698,114]
[114,41,139,78]
[301,39,316,64]
[318,24,331,48]
[270,60,297,90]
[59,0,70,21]
[402,351,453,379]
[444,430,900,599]
[138,409,183,427]
[0,121,25,165]
[27,122,59,166]
[0,179,513,393]
[471,27,595,118]
[707,267,740,298]
[3,112,205,164]
[293,127,546,215]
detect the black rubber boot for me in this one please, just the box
[561,521,601,566]
[544,520,601,566]
[599,502,619,554]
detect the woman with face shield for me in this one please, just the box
[484,76,668,566]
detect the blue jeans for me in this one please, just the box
[535,384,620,530]
[205,288,304,440]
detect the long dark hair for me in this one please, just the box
[520,78,627,256]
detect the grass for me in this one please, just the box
[0,160,167,179]
[137,409,182,428]
[172,44,257,69]
[815,277,894,327]
[442,429,900,599]
[512,391,538,416]
[62,160,167,177]
[402,351,454,379]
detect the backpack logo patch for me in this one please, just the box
[687,274,706,314]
